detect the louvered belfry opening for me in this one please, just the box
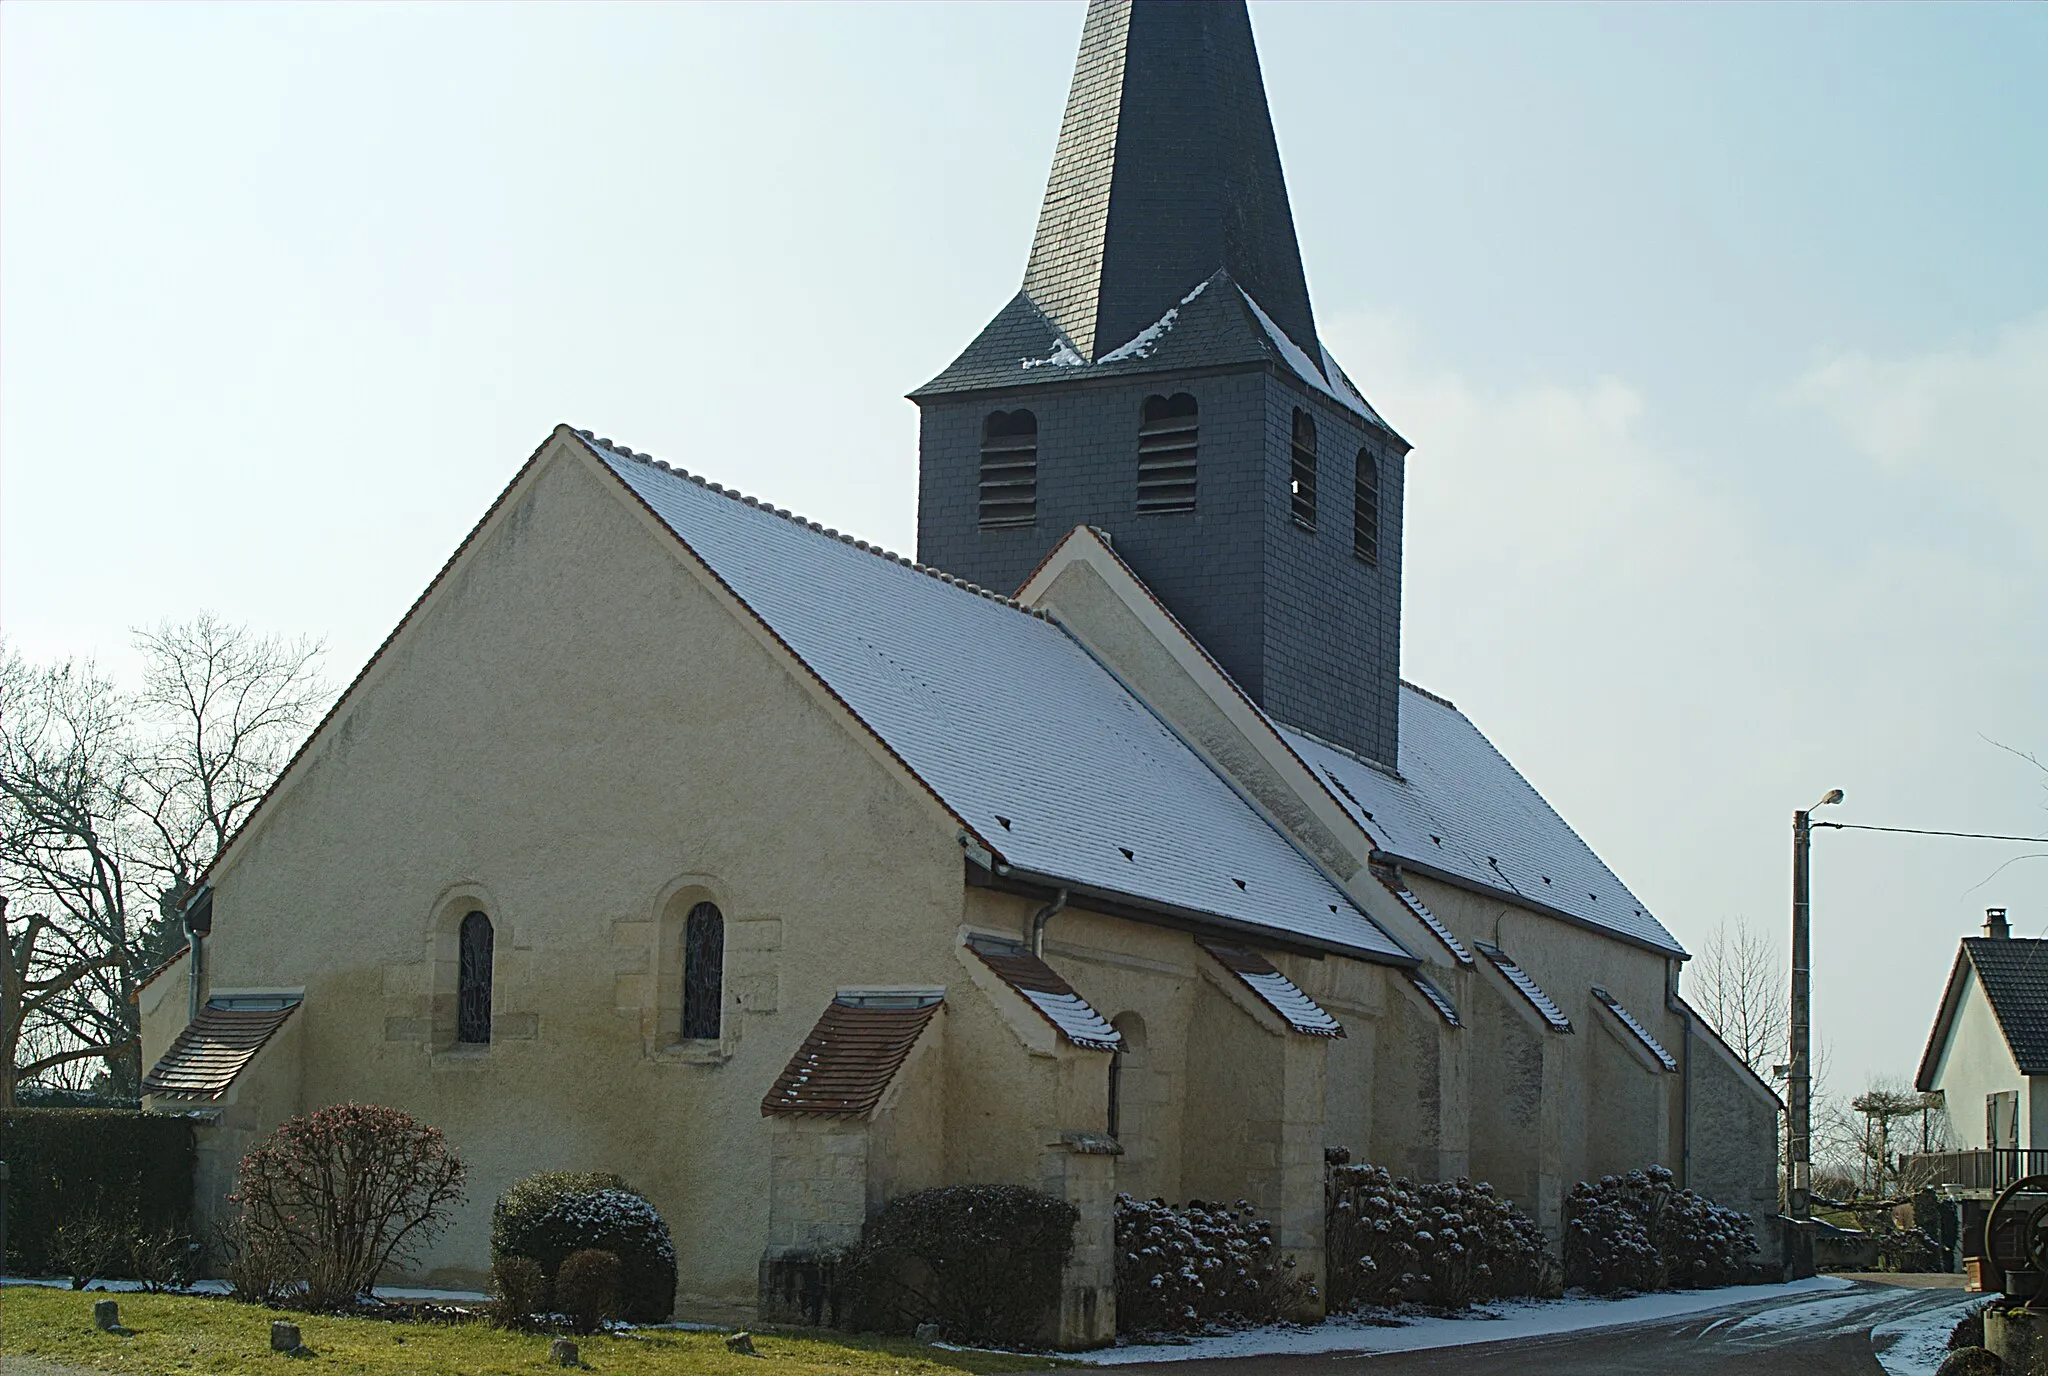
[457,910,493,1044]
[1290,408,1318,530]
[682,901,725,1040]
[978,410,1039,530]
[1135,393,1198,514]
[1353,447,1379,565]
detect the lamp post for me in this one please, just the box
[1788,787,1843,1227]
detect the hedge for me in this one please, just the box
[0,1109,196,1275]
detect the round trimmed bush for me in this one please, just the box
[492,1173,676,1323]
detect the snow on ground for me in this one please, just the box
[2,1277,483,1302]
[1873,1294,1984,1376]
[1081,1276,1855,1364]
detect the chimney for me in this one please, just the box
[1986,907,2011,940]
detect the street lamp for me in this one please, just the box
[1788,788,1843,1231]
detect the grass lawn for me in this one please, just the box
[0,1287,1063,1375]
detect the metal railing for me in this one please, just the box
[1906,1149,2048,1192]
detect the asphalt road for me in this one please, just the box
[1114,1279,1976,1376]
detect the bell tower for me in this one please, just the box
[912,0,1410,768]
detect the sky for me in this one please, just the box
[4,2,2045,1103]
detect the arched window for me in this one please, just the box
[1136,394,1198,514]
[978,411,1038,530]
[682,901,725,1040]
[457,910,493,1044]
[1353,447,1379,565]
[1290,409,1318,530]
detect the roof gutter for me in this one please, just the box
[1371,850,1687,961]
[966,860,1418,969]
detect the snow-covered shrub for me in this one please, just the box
[555,1248,622,1334]
[492,1172,676,1323]
[839,1185,1077,1347]
[1324,1158,1551,1310]
[1114,1195,1314,1334]
[1564,1166,1756,1293]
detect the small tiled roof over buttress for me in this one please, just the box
[971,944,1121,1050]
[1199,941,1344,1037]
[762,997,943,1118]
[1592,987,1677,1071]
[142,1000,299,1099]
[1476,943,1573,1034]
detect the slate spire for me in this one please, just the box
[1023,0,1319,363]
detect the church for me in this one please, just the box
[138,0,1779,1344]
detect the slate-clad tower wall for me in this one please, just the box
[912,0,1409,769]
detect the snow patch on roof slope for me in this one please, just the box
[1239,287,1383,427]
[1283,690,1682,956]
[1097,279,1211,364]
[587,437,1408,962]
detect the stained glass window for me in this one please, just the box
[683,902,724,1041]
[457,910,493,1044]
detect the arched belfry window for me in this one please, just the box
[978,411,1038,530]
[1290,409,1318,530]
[682,901,725,1040]
[457,911,494,1044]
[1136,394,1198,515]
[1353,447,1380,565]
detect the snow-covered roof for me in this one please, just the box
[1200,941,1345,1038]
[970,943,1122,1051]
[1239,287,1387,429]
[1407,972,1462,1028]
[1592,987,1676,1071]
[1477,943,1574,1033]
[588,436,1409,964]
[1371,867,1472,966]
[1284,690,1682,957]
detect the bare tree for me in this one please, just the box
[0,619,325,1104]
[1690,915,1788,1081]
[0,650,145,1104]
[129,613,327,920]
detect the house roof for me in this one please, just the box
[1477,943,1573,1033]
[970,944,1122,1051]
[1593,986,1677,1071]
[761,997,942,1118]
[141,1000,298,1100]
[591,436,1411,966]
[1200,940,1344,1037]
[1285,695,1683,957]
[1917,937,2048,1089]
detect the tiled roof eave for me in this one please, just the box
[1390,854,1685,959]
[975,861,1417,968]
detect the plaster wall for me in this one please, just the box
[157,440,980,1316]
[1929,965,2027,1148]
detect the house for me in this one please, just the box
[137,0,1779,1342]
[1916,908,2048,1171]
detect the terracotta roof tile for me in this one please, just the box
[761,998,942,1118]
[1199,941,1344,1037]
[142,1001,298,1100]
[1371,867,1472,966]
[969,945,1121,1050]
[1591,986,1676,1070]
[1408,972,1462,1027]
[1475,943,1573,1033]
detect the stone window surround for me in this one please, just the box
[425,883,537,1059]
